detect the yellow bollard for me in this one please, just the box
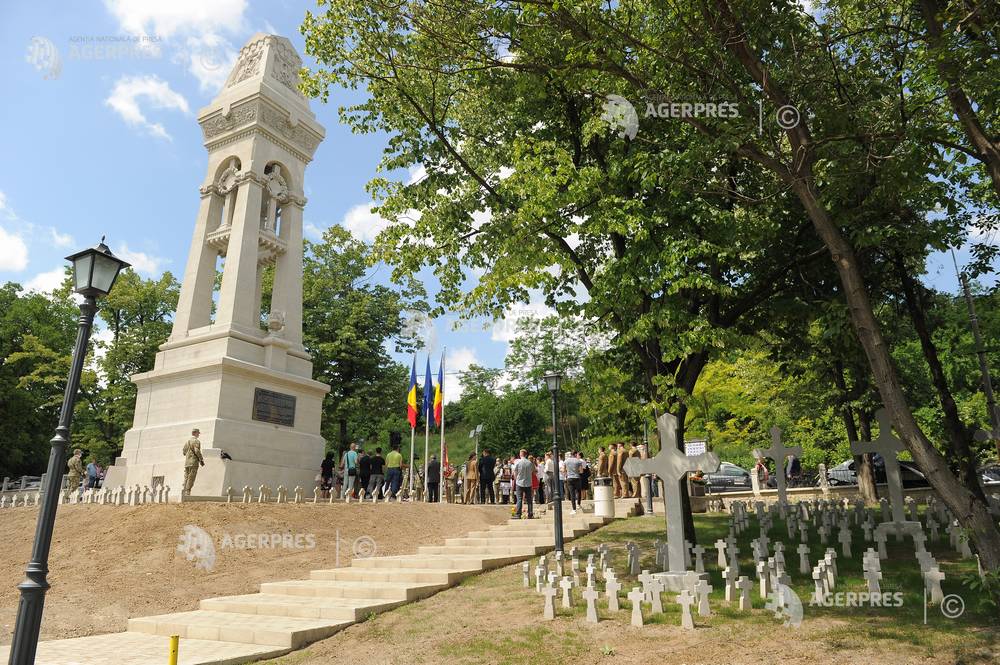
[168,634,179,665]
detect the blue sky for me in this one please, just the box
[0,0,522,399]
[0,1,993,401]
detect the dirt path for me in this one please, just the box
[0,502,508,644]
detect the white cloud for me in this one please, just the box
[443,346,478,403]
[179,33,238,93]
[23,266,66,293]
[103,0,247,40]
[103,0,249,93]
[341,203,392,242]
[105,75,190,140]
[340,203,422,243]
[49,228,75,248]
[303,221,326,240]
[116,243,167,275]
[0,226,29,272]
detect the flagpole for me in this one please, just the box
[423,398,430,503]
[439,348,446,504]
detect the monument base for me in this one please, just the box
[104,342,329,501]
[652,570,709,592]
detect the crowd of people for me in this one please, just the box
[319,438,653,515]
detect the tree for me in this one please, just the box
[302,0,831,543]
[302,225,426,450]
[0,280,78,476]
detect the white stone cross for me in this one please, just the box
[874,529,888,559]
[838,528,852,558]
[542,584,558,620]
[522,562,531,587]
[583,586,600,623]
[605,577,622,612]
[675,589,695,629]
[851,409,906,524]
[692,544,706,573]
[715,539,727,568]
[535,565,546,592]
[924,567,945,604]
[694,579,712,617]
[638,570,655,602]
[864,568,882,594]
[723,566,737,602]
[812,567,826,603]
[649,578,665,613]
[798,544,810,575]
[754,426,801,505]
[736,576,752,611]
[559,576,574,608]
[628,587,645,627]
[623,411,720,572]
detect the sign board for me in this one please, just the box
[252,388,296,427]
[684,439,707,457]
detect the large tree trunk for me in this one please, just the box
[895,255,986,500]
[833,361,879,503]
[855,411,879,504]
[794,181,1000,570]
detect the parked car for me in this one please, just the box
[826,457,930,488]
[705,462,751,492]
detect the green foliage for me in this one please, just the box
[302,225,427,451]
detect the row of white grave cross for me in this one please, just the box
[226,485,415,504]
[531,550,739,629]
[532,487,992,628]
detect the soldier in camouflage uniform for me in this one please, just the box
[67,449,85,494]
[182,428,205,495]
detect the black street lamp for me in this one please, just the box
[9,238,128,665]
[543,372,564,553]
[640,397,653,514]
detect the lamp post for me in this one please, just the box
[473,423,483,458]
[543,372,564,552]
[640,397,653,514]
[9,238,128,665]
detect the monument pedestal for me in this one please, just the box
[105,329,329,500]
[653,571,709,592]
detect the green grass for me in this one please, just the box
[257,507,999,664]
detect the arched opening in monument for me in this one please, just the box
[261,162,290,237]
[209,254,225,324]
[215,157,242,231]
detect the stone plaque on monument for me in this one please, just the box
[252,388,296,426]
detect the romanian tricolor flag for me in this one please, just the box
[406,357,418,429]
[423,356,434,425]
[433,354,443,427]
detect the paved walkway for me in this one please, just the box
[1,500,639,665]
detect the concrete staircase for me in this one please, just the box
[117,507,623,663]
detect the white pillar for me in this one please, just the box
[171,191,223,337]
[216,178,264,332]
[270,199,304,346]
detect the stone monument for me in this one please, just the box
[105,34,330,498]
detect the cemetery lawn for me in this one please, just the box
[0,502,508,644]
[260,512,999,665]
